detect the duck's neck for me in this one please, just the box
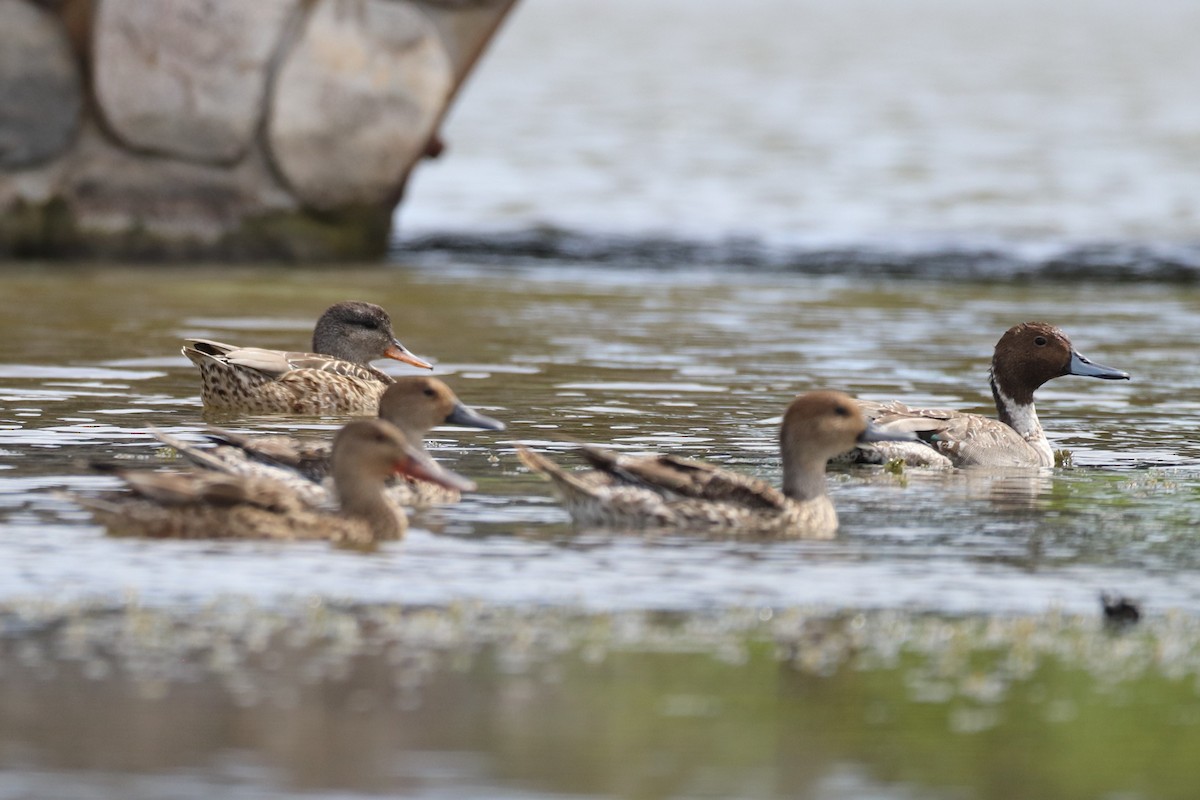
[389,422,431,455]
[334,468,405,540]
[781,448,828,503]
[990,371,1053,466]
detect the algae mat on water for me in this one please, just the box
[1,600,1198,799]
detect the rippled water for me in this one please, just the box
[1,263,1199,798]
[3,264,1197,615]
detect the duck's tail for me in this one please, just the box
[181,339,236,367]
[149,427,237,475]
[516,446,602,501]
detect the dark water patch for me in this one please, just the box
[395,228,1200,282]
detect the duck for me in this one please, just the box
[71,419,475,545]
[182,301,433,414]
[166,377,505,507]
[849,322,1129,468]
[517,390,915,538]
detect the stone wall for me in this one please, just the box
[0,0,516,260]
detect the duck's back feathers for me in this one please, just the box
[517,445,834,537]
[76,466,375,544]
[856,400,1039,467]
[156,428,461,509]
[204,429,334,481]
[576,446,789,511]
[183,338,391,414]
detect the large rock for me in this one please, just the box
[93,0,300,164]
[267,0,453,211]
[0,0,82,169]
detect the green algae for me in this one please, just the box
[3,600,1199,799]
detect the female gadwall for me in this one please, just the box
[183,301,432,415]
[517,390,913,538]
[178,377,504,507]
[852,322,1129,468]
[74,420,473,545]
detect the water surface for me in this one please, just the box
[0,263,1198,798]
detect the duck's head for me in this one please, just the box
[782,390,914,464]
[991,322,1129,404]
[332,419,475,492]
[378,377,505,440]
[313,301,432,370]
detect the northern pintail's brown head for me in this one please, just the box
[990,322,1129,406]
[377,377,505,443]
[312,301,432,370]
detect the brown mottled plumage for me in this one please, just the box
[518,390,915,538]
[72,420,474,545]
[159,377,503,508]
[850,323,1129,468]
[182,301,433,415]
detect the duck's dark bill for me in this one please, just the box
[1068,351,1130,380]
[446,402,506,431]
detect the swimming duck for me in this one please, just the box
[851,322,1129,468]
[517,390,914,538]
[171,377,505,507]
[72,419,474,545]
[182,301,433,414]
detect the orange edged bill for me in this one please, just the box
[385,341,434,370]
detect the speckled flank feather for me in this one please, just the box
[183,339,391,414]
[72,480,383,546]
[516,390,905,539]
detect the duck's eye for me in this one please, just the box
[1034,336,1047,346]
[833,405,851,417]
[423,388,437,397]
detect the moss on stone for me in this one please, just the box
[0,197,79,256]
[0,199,394,261]
[227,206,393,261]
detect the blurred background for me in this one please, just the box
[400,0,1200,270]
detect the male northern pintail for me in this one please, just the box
[72,420,475,545]
[166,377,504,508]
[183,301,432,414]
[852,322,1129,468]
[518,390,914,538]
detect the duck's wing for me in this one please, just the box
[97,465,305,513]
[272,352,392,383]
[859,399,962,429]
[848,400,960,467]
[920,415,1039,467]
[150,429,331,507]
[857,401,1037,467]
[182,339,389,383]
[203,429,333,481]
[577,446,789,511]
